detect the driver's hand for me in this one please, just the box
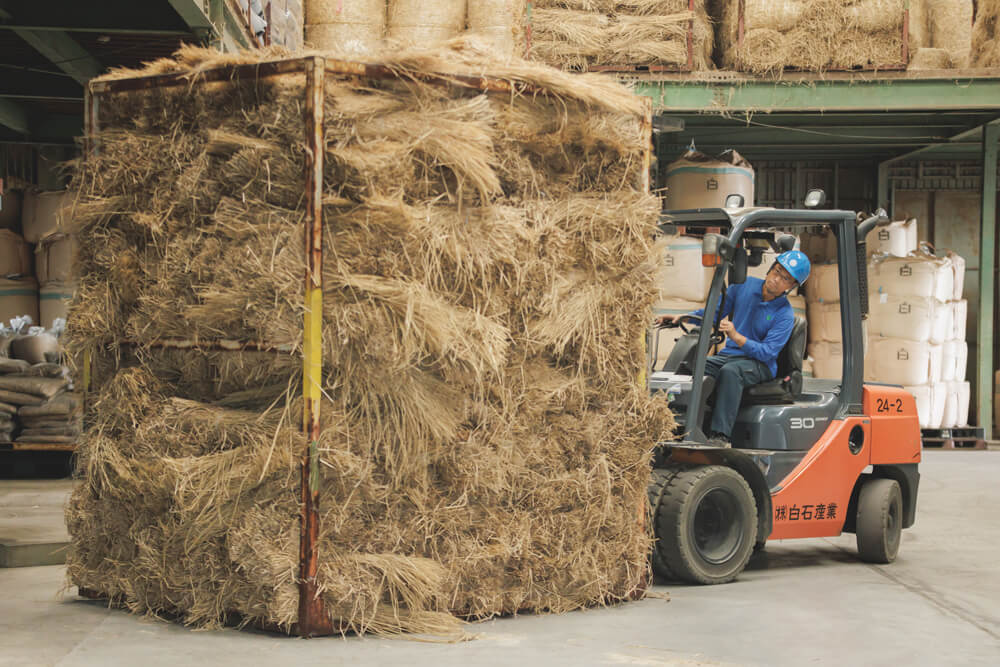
[719,317,735,336]
[655,313,682,327]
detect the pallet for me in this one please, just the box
[921,427,986,450]
[586,64,693,74]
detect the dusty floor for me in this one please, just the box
[1,450,998,666]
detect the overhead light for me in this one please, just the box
[97,35,111,44]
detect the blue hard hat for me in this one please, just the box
[776,250,811,284]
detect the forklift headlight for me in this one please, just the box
[804,189,827,208]
[724,194,745,209]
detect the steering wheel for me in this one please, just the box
[657,317,690,334]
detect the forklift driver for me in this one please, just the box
[655,250,811,447]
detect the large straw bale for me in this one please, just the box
[970,0,1000,67]
[387,0,468,46]
[304,0,388,56]
[717,0,906,73]
[926,0,972,68]
[530,1,711,70]
[65,44,673,637]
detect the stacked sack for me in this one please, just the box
[866,246,969,428]
[0,227,37,325]
[0,319,80,445]
[803,261,843,380]
[651,234,712,368]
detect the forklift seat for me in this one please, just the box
[742,314,807,405]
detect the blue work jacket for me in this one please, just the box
[688,277,794,379]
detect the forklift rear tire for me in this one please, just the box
[652,465,757,585]
[856,478,902,564]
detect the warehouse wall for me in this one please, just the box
[755,161,876,213]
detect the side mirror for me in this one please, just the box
[729,248,748,284]
[775,234,797,252]
[724,194,745,209]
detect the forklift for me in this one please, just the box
[648,190,921,585]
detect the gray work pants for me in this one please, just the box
[703,355,772,438]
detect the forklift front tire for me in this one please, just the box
[652,465,757,585]
[856,478,902,564]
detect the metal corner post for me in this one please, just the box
[979,123,998,439]
[299,55,332,637]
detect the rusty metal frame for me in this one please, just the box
[84,55,336,637]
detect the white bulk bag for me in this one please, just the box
[904,384,933,428]
[806,262,840,304]
[869,253,954,303]
[930,301,953,345]
[953,339,968,381]
[658,235,714,302]
[788,294,807,321]
[945,250,966,300]
[955,380,971,427]
[928,382,948,429]
[868,219,916,257]
[942,385,960,428]
[868,294,936,343]
[806,300,841,344]
[952,299,967,340]
[809,341,843,380]
[868,338,941,386]
[941,340,958,382]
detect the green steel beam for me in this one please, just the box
[979,122,998,439]
[12,28,103,84]
[877,161,890,212]
[634,77,1000,113]
[0,24,190,35]
[167,0,214,35]
[0,98,29,135]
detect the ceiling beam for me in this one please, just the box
[0,24,189,36]
[0,98,29,134]
[881,115,1000,164]
[167,0,213,37]
[0,68,83,100]
[0,9,103,84]
[12,30,103,84]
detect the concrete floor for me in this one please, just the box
[1,450,999,666]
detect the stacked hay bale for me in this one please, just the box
[971,0,1000,67]
[65,45,674,635]
[304,1,523,60]
[716,0,907,74]
[908,0,974,70]
[530,0,713,71]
